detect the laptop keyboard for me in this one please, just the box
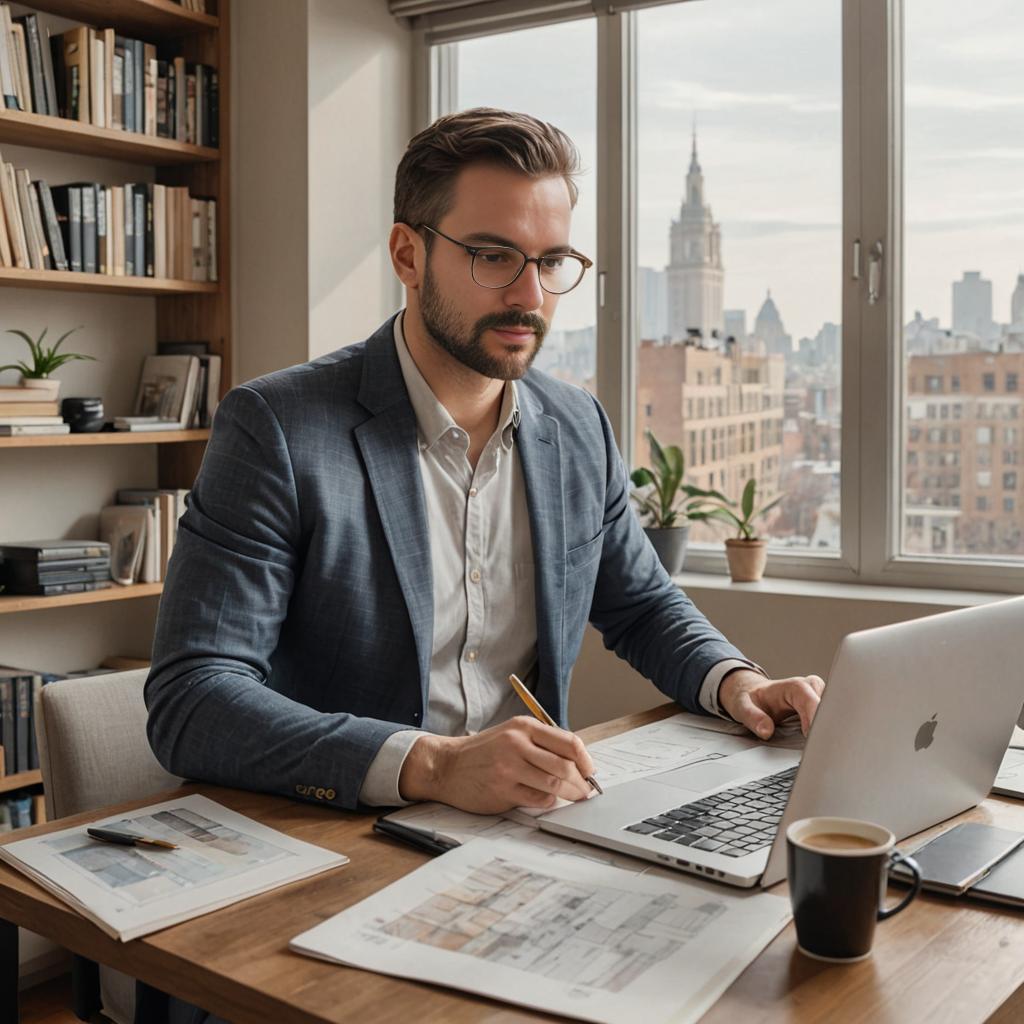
[623,764,798,858]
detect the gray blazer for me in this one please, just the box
[145,316,747,809]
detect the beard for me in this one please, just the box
[419,263,548,380]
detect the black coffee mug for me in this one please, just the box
[787,816,922,963]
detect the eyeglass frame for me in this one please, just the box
[415,224,594,295]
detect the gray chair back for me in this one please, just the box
[35,669,182,1024]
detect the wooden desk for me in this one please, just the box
[2,705,1024,1023]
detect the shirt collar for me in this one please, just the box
[394,312,520,453]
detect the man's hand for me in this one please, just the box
[718,669,825,740]
[397,716,596,814]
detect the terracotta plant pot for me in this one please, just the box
[644,525,690,576]
[19,376,60,401]
[725,538,767,582]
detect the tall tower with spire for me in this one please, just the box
[666,124,724,342]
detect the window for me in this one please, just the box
[440,19,597,394]
[977,471,992,488]
[426,0,1023,589]
[635,0,840,553]
[1004,473,1017,491]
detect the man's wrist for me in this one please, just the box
[397,733,453,802]
[718,667,766,719]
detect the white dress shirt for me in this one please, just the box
[357,316,758,805]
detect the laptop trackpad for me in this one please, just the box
[648,746,798,795]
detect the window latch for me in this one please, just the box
[868,240,883,305]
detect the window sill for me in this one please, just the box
[671,571,1005,610]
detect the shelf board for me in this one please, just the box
[0,267,218,295]
[0,769,43,794]
[0,428,210,449]
[0,582,163,615]
[0,108,219,165]
[25,0,218,38]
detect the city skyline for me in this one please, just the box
[454,0,1023,343]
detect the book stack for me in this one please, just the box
[0,383,68,437]
[0,665,61,776]
[0,7,218,147]
[0,152,217,280]
[0,539,112,596]
[100,489,188,584]
[178,0,209,12]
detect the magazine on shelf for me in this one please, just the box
[0,794,348,941]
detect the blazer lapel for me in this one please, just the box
[516,386,567,723]
[355,324,433,706]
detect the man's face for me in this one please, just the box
[417,164,573,381]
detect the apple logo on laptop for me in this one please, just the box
[915,713,938,752]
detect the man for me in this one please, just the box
[146,107,823,821]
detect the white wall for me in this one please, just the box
[232,0,412,384]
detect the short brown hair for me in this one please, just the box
[393,107,580,232]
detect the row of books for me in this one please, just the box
[0,791,44,832]
[0,384,66,437]
[119,351,221,432]
[0,7,219,147]
[0,155,218,280]
[0,666,59,775]
[100,489,189,584]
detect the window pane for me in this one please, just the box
[902,1,1024,559]
[635,2,842,553]
[439,21,597,392]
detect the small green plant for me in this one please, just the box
[687,477,784,540]
[0,326,94,379]
[630,430,727,528]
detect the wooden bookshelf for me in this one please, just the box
[0,107,219,165]
[25,0,218,38]
[0,267,219,295]
[0,770,43,794]
[0,583,163,615]
[0,429,210,449]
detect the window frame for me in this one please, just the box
[418,0,1024,594]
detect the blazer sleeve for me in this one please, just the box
[584,393,750,713]
[144,385,414,810]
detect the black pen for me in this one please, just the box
[87,827,178,850]
[373,817,459,857]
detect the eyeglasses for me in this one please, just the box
[418,224,593,295]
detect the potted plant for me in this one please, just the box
[630,430,726,575]
[687,477,783,582]
[0,327,93,401]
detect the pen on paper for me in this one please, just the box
[86,827,178,850]
[507,673,603,795]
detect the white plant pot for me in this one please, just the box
[18,376,60,401]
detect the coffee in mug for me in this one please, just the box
[787,816,922,962]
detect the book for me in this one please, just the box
[0,424,70,435]
[13,674,30,773]
[1,566,111,589]
[0,399,58,414]
[0,5,19,110]
[36,181,68,271]
[12,14,46,115]
[0,415,65,425]
[0,158,28,268]
[15,168,43,269]
[132,355,199,427]
[99,505,147,584]
[0,794,348,942]
[0,540,110,562]
[8,18,28,113]
[60,26,90,123]
[39,22,57,118]
[0,676,14,775]
[112,417,181,432]
[50,184,81,272]
[2,579,111,596]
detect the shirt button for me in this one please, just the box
[469,487,478,497]
[466,650,478,662]
[470,568,481,583]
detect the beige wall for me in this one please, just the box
[232,0,412,384]
[569,581,1002,729]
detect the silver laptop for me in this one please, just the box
[538,597,1024,888]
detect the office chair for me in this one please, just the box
[35,669,181,1024]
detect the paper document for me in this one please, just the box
[291,836,790,1024]
[0,794,347,941]
[993,747,1024,799]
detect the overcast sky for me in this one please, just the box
[455,0,1023,341]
